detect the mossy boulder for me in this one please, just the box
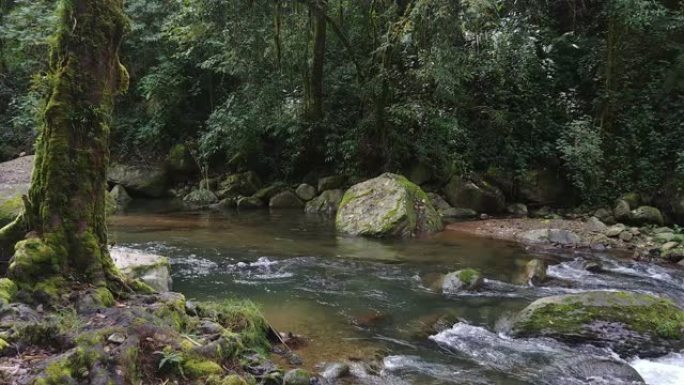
[110,247,171,292]
[336,173,443,238]
[218,171,262,199]
[442,176,505,214]
[183,189,219,207]
[630,206,664,226]
[510,291,684,357]
[305,189,344,215]
[440,269,484,293]
[269,190,304,209]
[108,162,169,198]
[283,368,311,385]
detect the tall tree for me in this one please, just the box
[0,0,130,299]
[308,0,327,121]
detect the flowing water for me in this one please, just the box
[109,201,684,385]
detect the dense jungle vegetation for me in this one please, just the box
[1,0,683,205]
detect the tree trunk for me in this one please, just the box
[6,0,129,297]
[308,0,327,121]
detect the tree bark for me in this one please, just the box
[7,0,129,297]
[308,0,327,122]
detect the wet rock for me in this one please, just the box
[630,206,664,226]
[542,356,645,384]
[295,184,317,201]
[605,224,626,238]
[269,190,304,209]
[661,241,680,252]
[442,176,506,214]
[441,207,478,219]
[441,269,483,293]
[110,247,171,292]
[108,162,168,198]
[318,175,347,192]
[237,196,264,210]
[506,203,528,218]
[582,260,603,273]
[283,368,311,385]
[305,189,344,214]
[614,200,632,223]
[198,320,225,335]
[183,189,219,206]
[510,291,684,357]
[336,173,443,238]
[320,362,350,379]
[218,171,262,198]
[519,259,547,286]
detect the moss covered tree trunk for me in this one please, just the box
[6,0,129,297]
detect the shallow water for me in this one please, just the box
[110,202,684,384]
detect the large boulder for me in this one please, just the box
[110,247,172,292]
[108,162,169,198]
[305,189,344,215]
[630,206,664,226]
[510,291,684,357]
[336,173,443,238]
[217,171,262,199]
[269,190,304,209]
[442,176,505,214]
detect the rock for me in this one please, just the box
[441,269,483,293]
[594,208,615,224]
[614,200,632,223]
[218,171,262,198]
[183,189,219,206]
[441,208,478,219]
[108,162,169,198]
[442,176,505,213]
[630,206,664,226]
[663,247,684,263]
[506,203,528,218]
[621,192,641,210]
[654,226,673,234]
[166,144,196,175]
[198,320,225,335]
[519,259,547,286]
[107,333,126,344]
[109,184,132,206]
[541,356,645,385]
[406,163,432,186]
[209,197,237,210]
[283,369,311,385]
[320,362,350,379]
[237,196,264,210]
[336,173,443,238]
[269,190,304,209]
[509,291,684,357]
[305,189,344,215]
[318,175,347,192]
[605,224,626,238]
[661,241,680,252]
[582,261,603,273]
[253,183,287,201]
[619,231,634,242]
[427,193,452,212]
[516,229,580,246]
[110,247,171,292]
[295,184,317,201]
[586,216,607,232]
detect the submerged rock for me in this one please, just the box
[110,247,171,292]
[542,356,645,384]
[441,269,483,293]
[108,162,168,198]
[510,291,684,357]
[269,190,304,209]
[336,173,443,238]
[305,189,344,214]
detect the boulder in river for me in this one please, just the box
[295,184,317,201]
[441,269,484,293]
[110,247,171,292]
[269,190,304,209]
[509,291,684,357]
[336,173,443,238]
[183,189,219,206]
[442,176,505,214]
[305,189,344,215]
[108,162,169,198]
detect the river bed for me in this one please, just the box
[109,202,684,385]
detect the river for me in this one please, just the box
[109,201,684,385]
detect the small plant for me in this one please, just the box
[156,349,185,379]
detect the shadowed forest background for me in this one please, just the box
[1,0,683,206]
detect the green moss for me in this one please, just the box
[457,269,480,286]
[182,358,224,378]
[0,195,23,227]
[0,278,17,304]
[197,300,270,353]
[0,337,9,350]
[93,287,115,307]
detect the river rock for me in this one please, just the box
[183,189,218,206]
[541,356,645,385]
[516,229,580,246]
[605,224,626,238]
[630,206,664,226]
[661,241,680,252]
[662,247,684,263]
[283,368,311,385]
[269,190,304,209]
[237,196,264,210]
[318,175,347,192]
[427,193,452,212]
[614,199,632,223]
[305,189,344,215]
[594,208,615,225]
[518,259,547,286]
[509,291,684,357]
[441,269,483,293]
[586,216,607,232]
[336,173,443,238]
[108,162,168,198]
[320,362,350,379]
[295,184,317,201]
[110,247,171,292]
[218,171,262,198]
[442,176,505,214]
[506,203,528,218]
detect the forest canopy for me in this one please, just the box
[1,0,683,205]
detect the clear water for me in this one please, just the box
[109,202,684,385]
